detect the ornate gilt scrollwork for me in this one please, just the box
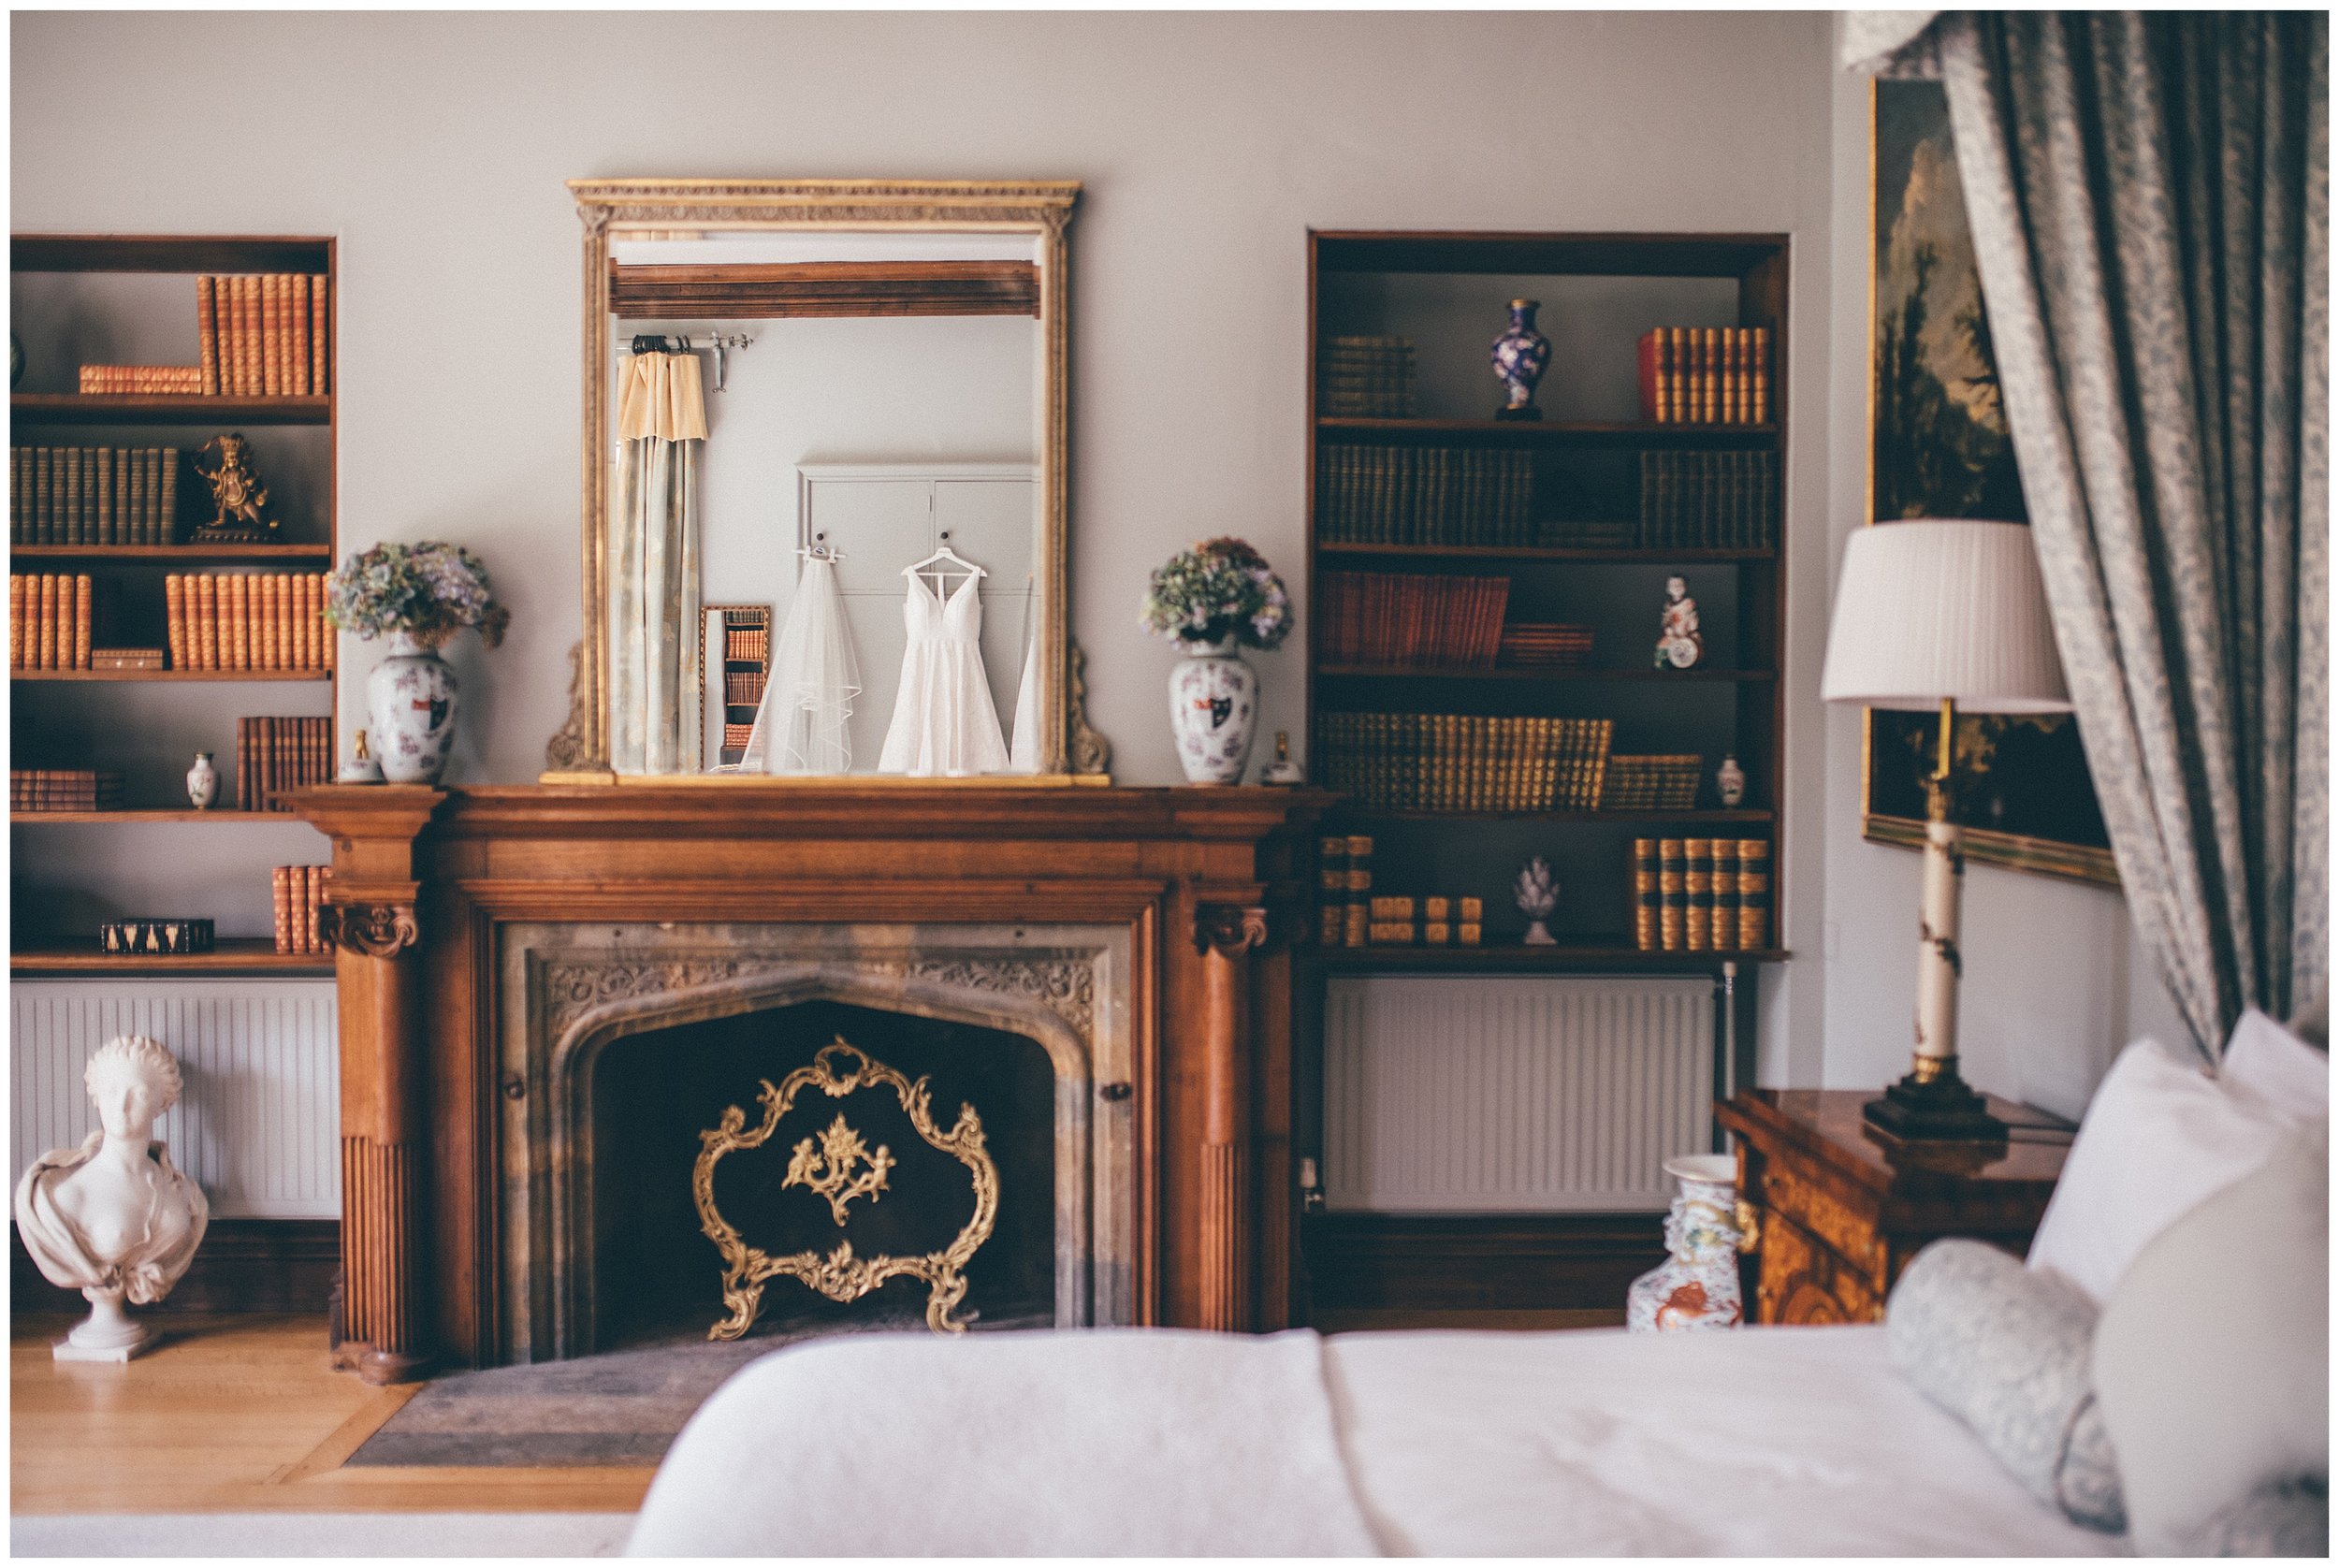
[693,1038,997,1339]
[1067,641,1111,777]
[317,902,419,958]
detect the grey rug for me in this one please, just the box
[349,1311,1049,1468]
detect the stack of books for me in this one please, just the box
[1601,755,1705,811]
[1497,622,1595,668]
[1363,894,1484,947]
[1317,336,1417,418]
[238,717,334,811]
[1316,834,1375,947]
[1317,573,1509,668]
[714,606,772,767]
[1634,836,1771,951]
[1638,451,1779,548]
[8,574,94,670]
[1318,713,1612,811]
[1636,327,1771,424]
[271,865,331,955]
[723,670,767,706]
[11,768,124,811]
[165,573,332,672]
[1315,444,1534,545]
[11,446,182,544]
[76,366,203,396]
[197,274,331,397]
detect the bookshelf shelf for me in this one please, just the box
[9,393,331,427]
[9,542,334,561]
[10,939,331,978]
[1302,943,1789,974]
[1317,415,1775,444]
[1317,663,1776,684]
[11,230,341,975]
[11,808,322,824]
[1338,806,1774,825]
[11,669,331,682]
[1317,541,1776,565]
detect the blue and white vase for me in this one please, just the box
[368,632,458,784]
[1168,638,1258,785]
[1489,298,1550,420]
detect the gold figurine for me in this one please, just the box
[190,433,278,540]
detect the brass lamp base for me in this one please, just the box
[1862,1055,2008,1142]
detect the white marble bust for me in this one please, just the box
[15,1035,209,1360]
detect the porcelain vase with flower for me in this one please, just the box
[368,632,458,784]
[1625,1154,1747,1332]
[1168,638,1259,785]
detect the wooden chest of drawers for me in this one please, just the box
[1716,1089,2074,1326]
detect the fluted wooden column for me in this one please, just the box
[1194,903,1268,1331]
[320,900,430,1384]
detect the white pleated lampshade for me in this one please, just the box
[1820,519,2071,713]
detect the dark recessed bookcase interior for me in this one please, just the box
[1297,231,1791,1320]
[10,234,339,976]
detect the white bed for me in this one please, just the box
[627,1324,2124,1556]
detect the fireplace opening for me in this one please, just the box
[588,998,1059,1352]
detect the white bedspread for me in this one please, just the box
[628,1324,2127,1557]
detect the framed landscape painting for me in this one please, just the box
[1864,80,2116,886]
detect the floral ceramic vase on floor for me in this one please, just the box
[1168,638,1259,785]
[368,632,458,784]
[1490,298,1551,420]
[1625,1153,1747,1332]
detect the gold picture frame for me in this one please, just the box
[1861,81,2117,888]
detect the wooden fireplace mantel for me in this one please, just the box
[293,780,1333,1380]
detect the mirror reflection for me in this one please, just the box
[601,226,1051,777]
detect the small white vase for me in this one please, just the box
[185,752,217,809]
[1625,1154,1746,1332]
[368,632,458,785]
[1716,754,1747,807]
[1168,638,1259,785]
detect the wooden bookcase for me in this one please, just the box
[1296,230,1792,1319]
[9,234,339,976]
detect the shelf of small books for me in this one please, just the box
[9,542,334,560]
[9,393,332,427]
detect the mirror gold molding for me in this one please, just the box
[544,178,1105,783]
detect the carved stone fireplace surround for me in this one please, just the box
[295,782,1329,1383]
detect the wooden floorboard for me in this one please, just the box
[11,1314,652,1516]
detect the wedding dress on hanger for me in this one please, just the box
[878,556,1010,777]
[1009,581,1041,773]
[741,550,862,774]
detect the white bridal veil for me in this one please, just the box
[741,552,863,774]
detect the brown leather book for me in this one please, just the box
[236,718,252,811]
[7,574,22,668]
[1633,837,1660,951]
[239,277,261,395]
[1710,838,1739,951]
[272,865,292,952]
[1736,839,1771,951]
[305,864,324,953]
[310,274,329,396]
[1658,837,1687,951]
[74,574,91,669]
[197,277,221,396]
[290,276,312,398]
[165,573,186,669]
[261,574,281,670]
[1751,327,1771,424]
[278,574,296,669]
[36,573,56,669]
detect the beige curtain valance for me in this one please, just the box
[617,351,708,443]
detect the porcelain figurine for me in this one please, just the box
[369,633,458,784]
[1168,638,1259,785]
[1626,1154,1745,1332]
[1489,298,1550,420]
[1259,730,1305,787]
[1715,753,1747,807]
[337,728,386,784]
[1654,575,1704,670]
[185,751,218,809]
[15,1035,209,1361]
[1514,855,1559,945]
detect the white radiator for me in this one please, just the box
[1322,975,1715,1212]
[10,980,340,1219]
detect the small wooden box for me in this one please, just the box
[98,918,214,955]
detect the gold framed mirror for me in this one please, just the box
[545,179,1105,783]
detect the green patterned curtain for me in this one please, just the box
[608,431,703,775]
[1864,13,2328,1056]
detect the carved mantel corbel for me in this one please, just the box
[287,785,445,1384]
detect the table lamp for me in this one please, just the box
[1820,519,2072,1140]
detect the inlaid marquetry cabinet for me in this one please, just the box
[1718,1089,2072,1325]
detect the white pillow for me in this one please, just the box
[2221,1007,2330,1123]
[2026,1038,2294,1302]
